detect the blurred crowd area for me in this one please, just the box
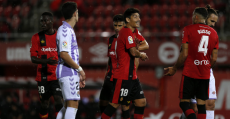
[0,90,101,119]
[0,0,229,42]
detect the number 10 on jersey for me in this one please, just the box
[198,35,209,56]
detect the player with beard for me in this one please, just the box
[165,7,219,119]
[30,12,63,119]
[99,14,149,119]
[180,5,219,119]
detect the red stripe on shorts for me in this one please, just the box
[185,109,195,117]
[179,75,185,99]
[112,79,122,104]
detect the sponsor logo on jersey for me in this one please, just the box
[128,36,133,44]
[56,88,61,91]
[140,91,144,94]
[77,91,80,97]
[41,47,57,52]
[197,29,211,35]
[194,60,209,65]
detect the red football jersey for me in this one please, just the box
[134,28,145,42]
[106,34,118,81]
[182,24,219,79]
[30,31,58,81]
[113,27,137,80]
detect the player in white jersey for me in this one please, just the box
[55,2,86,119]
[180,5,218,119]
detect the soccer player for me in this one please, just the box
[164,7,219,119]
[180,5,219,119]
[55,2,86,119]
[101,8,148,119]
[30,12,63,119]
[99,14,149,119]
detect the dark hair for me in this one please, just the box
[194,7,208,19]
[113,14,124,22]
[41,12,53,19]
[123,8,139,23]
[61,2,77,20]
[206,4,218,17]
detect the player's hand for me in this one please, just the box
[140,52,148,61]
[164,67,177,76]
[79,70,86,81]
[80,75,85,88]
[47,56,58,65]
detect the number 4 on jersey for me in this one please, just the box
[198,35,209,56]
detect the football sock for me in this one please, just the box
[64,107,78,119]
[39,106,48,119]
[197,104,206,119]
[100,106,107,114]
[122,109,130,119]
[56,107,66,119]
[180,112,187,119]
[206,110,214,119]
[134,106,145,119]
[101,104,117,119]
[55,103,63,117]
[39,113,48,119]
[179,102,196,119]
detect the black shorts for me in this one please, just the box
[99,77,113,101]
[110,78,145,105]
[37,80,62,102]
[179,75,209,100]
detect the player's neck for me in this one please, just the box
[126,24,135,32]
[65,19,76,28]
[45,28,55,35]
[196,19,206,24]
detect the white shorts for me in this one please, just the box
[58,75,80,101]
[191,69,217,103]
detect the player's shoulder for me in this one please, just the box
[31,32,40,41]
[120,27,132,33]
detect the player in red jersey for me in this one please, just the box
[164,7,219,119]
[30,12,63,119]
[180,5,219,119]
[99,14,149,119]
[101,8,148,119]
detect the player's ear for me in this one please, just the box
[73,11,76,18]
[126,17,130,23]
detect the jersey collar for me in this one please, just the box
[62,21,72,29]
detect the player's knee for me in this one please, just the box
[41,100,49,108]
[134,98,146,107]
[121,105,129,111]
[206,100,215,110]
[53,95,63,104]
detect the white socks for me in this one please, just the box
[206,110,214,119]
[56,107,66,119]
[64,107,78,119]
[180,113,187,119]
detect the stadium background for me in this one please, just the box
[0,0,229,119]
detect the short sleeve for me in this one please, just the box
[214,36,219,49]
[30,35,38,57]
[58,28,71,52]
[182,27,189,43]
[135,29,145,42]
[124,31,136,49]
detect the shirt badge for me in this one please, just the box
[62,41,68,48]
[128,36,133,44]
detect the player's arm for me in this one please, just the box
[138,40,149,51]
[173,43,188,69]
[164,43,188,76]
[129,47,148,60]
[210,49,218,68]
